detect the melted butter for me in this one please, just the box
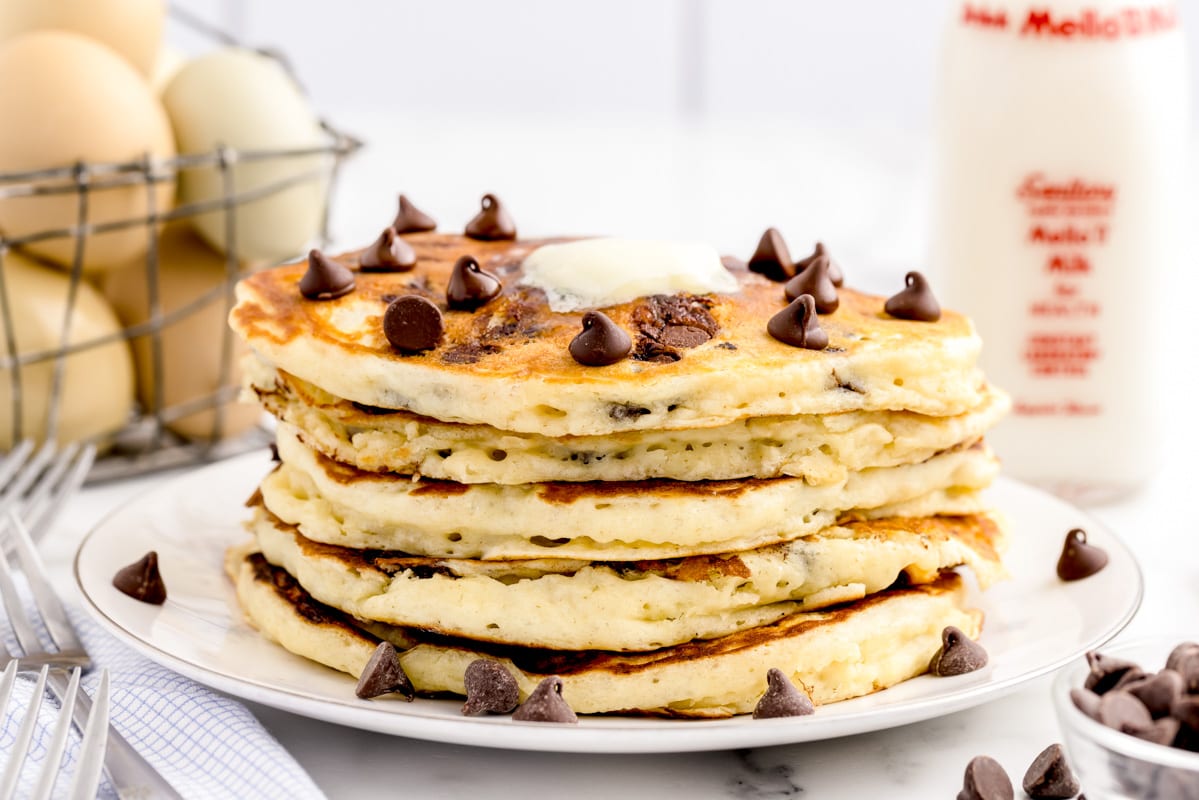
[519,238,739,312]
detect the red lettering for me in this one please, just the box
[1019,5,1175,39]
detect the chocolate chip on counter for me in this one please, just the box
[1125,670,1185,718]
[752,668,815,719]
[511,676,577,723]
[359,227,417,272]
[462,659,520,716]
[355,641,415,701]
[392,193,437,234]
[784,255,839,312]
[1166,642,1199,673]
[767,295,829,350]
[1070,687,1102,720]
[299,249,355,300]
[569,311,631,367]
[747,228,794,282]
[383,295,444,353]
[1022,744,1080,799]
[1056,528,1108,582]
[796,242,844,287]
[958,755,1014,800]
[884,271,941,322]
[1085,651,1142,695]
[464,193,517,241]
[930,626,989,676]
[446,255,502,311]
[1132,716,1181,746]
[1098,690,1153,734]
[112,551,167,605]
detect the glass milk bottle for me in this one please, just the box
[931,1,1189,503]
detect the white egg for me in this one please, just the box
[101,221,263,442]
[0,248,134,449]
[0,31,176,273]
[0,0,165,76]
[163,49,330,263]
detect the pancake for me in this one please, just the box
[265,422,999,560]
[231,234,988,438]
[249,359,1011,485]
[250,503,1006,651]
[228,543,983,718]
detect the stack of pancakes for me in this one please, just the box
[226,232,1010,718]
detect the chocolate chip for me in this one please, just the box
[783,255,839,312]
[269,443,280,462]
[1125,670,1186,718]
[1085,651,1141,695]
[752,668,815,719]
[930,626,988,676]
[767,295,829,350]
[569,311,631,367]
[884,271,941,322]
[796,242,844,287]
[1132,716,1181,746]
[446,255,502,311]
[355,641,414,701]
[1057,528,1108,581]
[464,193,516,241]
[1174,695,1199,731]
[112,551,166,605]
[392,194,437,234]
[1071,687,1102,720]
[359,227,417,272]
[1166,642,1199,673]
[1173,651,1199,693]
[1098,690,1153,734]
[383,295,444,353]
[299,249,355,300]
[462,659,520,716]
[747,228,794,282]
[958,755,1013,800]
[1022,744,1080,799]
[512,676,577,723]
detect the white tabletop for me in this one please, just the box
[37,113,1199,797]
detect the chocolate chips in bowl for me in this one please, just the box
[1052,638,1199,799]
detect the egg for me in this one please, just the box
[101,222,263,442]
[0,31,176,273]
[163,49,329,263]
[0,0,165,76]
[0,249,134,449]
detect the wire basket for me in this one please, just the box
[0,10,361,482]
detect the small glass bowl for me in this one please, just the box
[1052,637,1199,800]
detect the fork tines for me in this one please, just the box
[0,441,96,544]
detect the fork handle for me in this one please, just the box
[45,669,184,800]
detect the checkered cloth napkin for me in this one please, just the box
[0,607,326,800]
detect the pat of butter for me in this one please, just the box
[520,238,739,312]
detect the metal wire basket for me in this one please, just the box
[0,10,361,482]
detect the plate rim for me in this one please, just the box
[73,454,1144,754]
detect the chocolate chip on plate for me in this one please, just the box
[569,311,631,367]
[747,228,794,282]
[1056,528,1108,582]
[359,227,417,272]
[464,193,516,241]
[1085,651,1142,695]
[958,755,1014,800]
[783,255,839,313]
[299,249,355,300]
[767,295,829,350]
[796,242,844,287]
[1098,690,1153,734]
[511,676,577,723]
[383,295,444,353]
[1125,670,1185,718]
[446,255,502,311]
[1022,743,1080,799]
[392,193,437,234]
[884,271,941,322]
[930,626,988,676]
[355,642,415,701]
[462,659,520,716]
[752,668,815,719]
[112,551,167,605]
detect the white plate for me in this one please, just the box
[75,453,1142,754]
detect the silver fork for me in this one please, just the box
[0,441,95,543]
[0,661,110,800]
[0,462,182,798]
